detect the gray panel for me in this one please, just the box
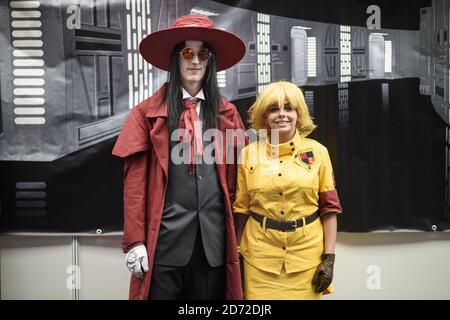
[237,63,257,96]
[328,233,450,300]
[78,236,129,300]
[111,56,127,115]
[353,55,367,79]
[304,90,314,117]
[419,8,432,95]
[80,0,95,26]
[324,25,339,81]
[369,33,385,79]
[96,55,111,119]
[77,113,127,143]
[430,0,450,124]
[272,61,286,82]
[97,55,110,95]
[352,28,366,48]
[352,28,368,79]
[109,1,123,30]
[0,1,67,161]
[96,0,108,28]
[420,8,432,56]
[393,31,418,78]
[325,55,338,78]
[291,28,307,86]
[270,16,291,83]
[0,64,2,136]
[325,24,338,48]
[70,0,126,150]
[74,55,95,125]
[97,98,111,118]
[435,64,445,97]
[0,236,73,300]
[192,0,258,100]
[16,182,47,189]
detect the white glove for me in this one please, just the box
[125,244,149,279]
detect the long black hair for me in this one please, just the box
[165,42,221,133]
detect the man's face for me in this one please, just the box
[179,40,209,87]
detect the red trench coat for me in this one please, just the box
[112,84,245,300]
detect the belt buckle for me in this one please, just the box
[286,220,297,232]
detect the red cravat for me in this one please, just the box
[179,98,203,174]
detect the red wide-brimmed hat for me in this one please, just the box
[139,15,246,71]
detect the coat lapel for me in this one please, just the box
[145,85,169,178]
[215,98,236,206]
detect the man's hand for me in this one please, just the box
[312,253,335,293]
[125,244,149,279]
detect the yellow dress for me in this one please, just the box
[233,130,342,300]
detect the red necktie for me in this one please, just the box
[179,98,203,174]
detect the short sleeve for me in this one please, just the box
[318,146,342,215]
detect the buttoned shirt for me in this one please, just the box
[233,130,342,274]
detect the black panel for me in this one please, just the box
[0,138,123,233]
[436,86,445,98]
[75,29,121,40]
[339,79,446,231]
[213,0,431,30]
[76,42,122,51]
[233,79,447,231]
[0,64,2,137]
[238,87,257,95]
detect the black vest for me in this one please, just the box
[153,105,225,267]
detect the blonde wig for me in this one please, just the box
[248,81,317,137]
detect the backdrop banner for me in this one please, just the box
[0,0,447,233]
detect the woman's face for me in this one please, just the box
[264,101,298,139]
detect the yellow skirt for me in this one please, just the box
[243,259,333,300]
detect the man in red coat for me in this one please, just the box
[112,15,246,300]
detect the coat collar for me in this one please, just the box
[145,83,233,119]
[181,86,205,101]
[145,84,168,118]
[266,130,303,157]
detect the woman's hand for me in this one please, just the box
[312,253,335,293]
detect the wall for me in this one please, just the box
[327,232,450,299]
[1,232,450,299]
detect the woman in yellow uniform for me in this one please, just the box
[233,81,342,300]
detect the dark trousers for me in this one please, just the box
[149,231,226,300]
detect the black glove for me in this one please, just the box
[312,253,335,293]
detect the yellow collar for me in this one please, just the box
[266,130,302,157]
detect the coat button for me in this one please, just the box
[197,175,203,180]
[279,192,283,196]
[278,173,282,176]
